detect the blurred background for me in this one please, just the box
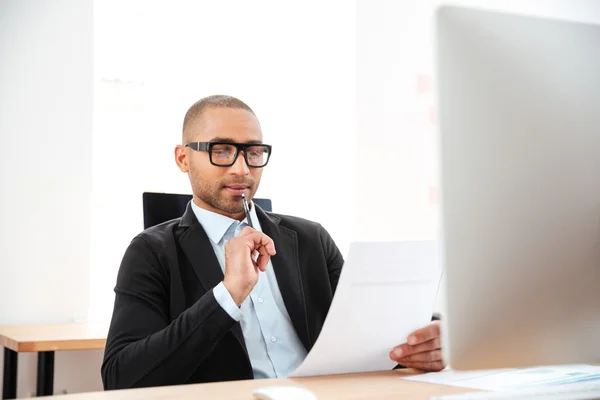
[1,0,599,396]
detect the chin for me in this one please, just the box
[218,201,244,215]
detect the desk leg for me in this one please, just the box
[2,348,18,400]
[36,351,54,396]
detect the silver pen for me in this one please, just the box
[241,193,254,228]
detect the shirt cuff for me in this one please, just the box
[213,282,243,321]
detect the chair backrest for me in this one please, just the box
[142,192,272,229]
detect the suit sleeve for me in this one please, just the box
[318,224,345,294]
[101,236,237,390]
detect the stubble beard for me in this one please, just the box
[190,168,257,215]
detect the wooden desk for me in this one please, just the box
[0,323,107,399]
[21,370,477,400]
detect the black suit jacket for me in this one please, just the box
[101,203,344,390]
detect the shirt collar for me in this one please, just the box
[190,199,261,244]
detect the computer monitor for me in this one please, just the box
[142,192,273,229]
[434,5,600,370]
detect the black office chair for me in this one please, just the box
[142,192,272,229]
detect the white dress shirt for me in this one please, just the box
[191,200,307,379]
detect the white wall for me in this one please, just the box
[356,0,440,242]
[355,0,600,315]
[89,0,357,321]
[0,0,103,397]
[0,0,92,326]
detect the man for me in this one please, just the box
[101,95,445,390]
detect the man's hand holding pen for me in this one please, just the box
[222,194,275,307]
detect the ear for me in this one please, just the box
[175,145,189,172]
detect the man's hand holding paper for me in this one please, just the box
[391,321,446,372]
[290,241,443,377]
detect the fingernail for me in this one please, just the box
[408,335,417,345]
[393,348,403,358]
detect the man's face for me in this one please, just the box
[176,107,265,218]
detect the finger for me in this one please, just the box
[255,252,270,271]
[243,228,275,255]
[391,337,441,360]
[247,232,276,255]
[406,321,441,345]
[399,360,446,372]
[241,232,275,256]
[395,349,443,364]
[239,226,257,236]
[253,240,274,271]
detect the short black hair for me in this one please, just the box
[182,95,256,143]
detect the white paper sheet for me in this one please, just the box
[403,364,600,390]
[290,240,442,377]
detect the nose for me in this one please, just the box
[229,151,250,176]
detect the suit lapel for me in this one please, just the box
[257,207,311,351]
[178,202,249,358]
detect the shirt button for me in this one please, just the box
[270,336,277,343]
[257,297,264,303]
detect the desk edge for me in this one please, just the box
[15,339,107,352]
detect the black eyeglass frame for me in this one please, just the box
[184,141,273,168]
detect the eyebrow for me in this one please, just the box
[209,137,263,145]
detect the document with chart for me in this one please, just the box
[290,240,442,377]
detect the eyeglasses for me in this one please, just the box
[184,142,272,168]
